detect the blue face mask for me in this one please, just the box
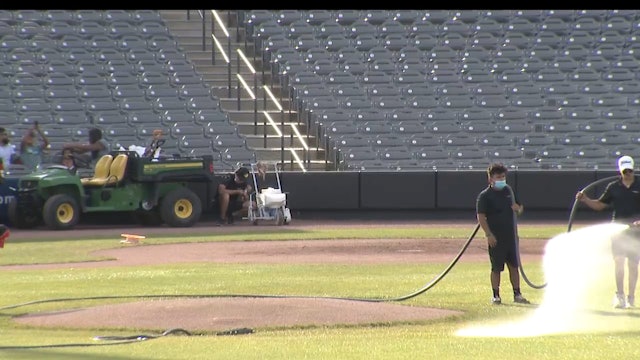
[493,180,507,190]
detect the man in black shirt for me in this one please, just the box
[476,163,530,305]
[576,155,640,308]
[216,167,252,226]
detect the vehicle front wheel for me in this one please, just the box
[42,194,80,230]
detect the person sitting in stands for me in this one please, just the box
[143,129,165,158]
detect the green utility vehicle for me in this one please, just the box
[8,151,214,230]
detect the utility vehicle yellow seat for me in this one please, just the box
[80,154,113,186]
[105,153,128,185]
[82,154,128,186]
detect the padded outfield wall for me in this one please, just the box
[0,170,621,225]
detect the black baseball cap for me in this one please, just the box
[235,167,250,180]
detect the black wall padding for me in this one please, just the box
[359,171,436,209]
[280,171,360,210]
[516,170,595,210]
[436,171,494,210]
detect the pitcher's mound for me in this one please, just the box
[15,297,462,332]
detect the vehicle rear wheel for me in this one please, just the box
[160,188,202,227]
[42,194,80,230]
[8,200,40,229]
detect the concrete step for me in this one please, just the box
[228,110,300,124]
[211,85,285,99]
[219,97,291,111]
[160,10,331,171]
[245,134,314,149]
[200,72,273,83]
[232,120,307,136]
[200,71,275,87]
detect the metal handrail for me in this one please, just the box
[193,10,309,171]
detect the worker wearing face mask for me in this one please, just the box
[476,162,530,306]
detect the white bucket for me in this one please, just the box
[259,187,286,208]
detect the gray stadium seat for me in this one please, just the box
[335,10,361,26]
[315,21,345,39]
[358,121,392,136]
[386,108,421,122]
[343,147,378,162]
[459,108,493,122]
[577,120,614,132]
[304,10,332,25]
[557,132,593,146]
[529,107,564,121]
[127,112,162,127]
[595,131,631,145]
[497,69,531,83]
[391,121,425,135]
[193,109,229,124]
[477,133,514,148]
[370,135,406,149]
[541,120,578,133]
[565,107,600,121]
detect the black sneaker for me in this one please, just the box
[215,218,226,226]
[227,215,235,225]
[514,294,530,304]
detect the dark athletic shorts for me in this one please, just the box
[226,198,244,216]
[488,239,519,272]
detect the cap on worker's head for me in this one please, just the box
[618,155,635,173]
[235,166,250,180]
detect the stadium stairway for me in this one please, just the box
[159,10,328,171]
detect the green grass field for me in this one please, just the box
[1,224,639,360]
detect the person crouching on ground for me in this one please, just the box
[216,166,252,226]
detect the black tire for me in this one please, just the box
[160,187,202,227]
[134,209,163,226]
[8,200,40,229]
[42,194,80,230]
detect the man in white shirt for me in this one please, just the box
[0,128,16,170]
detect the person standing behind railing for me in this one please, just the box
[19,122,50,172]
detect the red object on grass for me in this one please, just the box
[0,225,10,248]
